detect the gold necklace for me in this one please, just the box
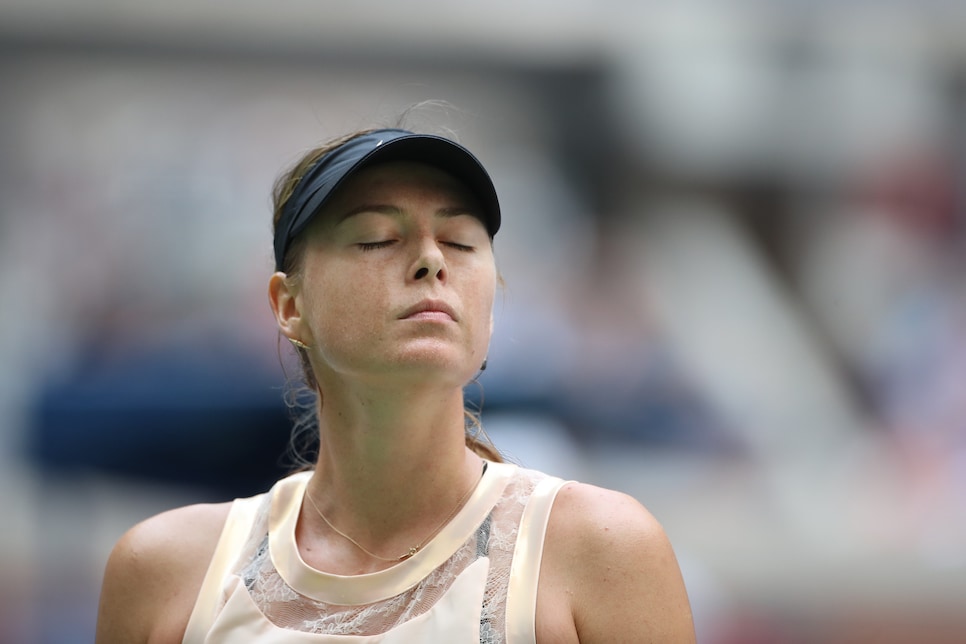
[304,461,487,563]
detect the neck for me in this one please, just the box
[301,378,483,567]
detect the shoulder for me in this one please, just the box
[543,482,696,643]
[548,482,667,552]
[95,502,233,644]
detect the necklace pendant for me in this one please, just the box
[406,546,419,559]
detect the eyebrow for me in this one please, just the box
[336,204,481,225]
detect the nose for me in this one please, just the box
[410,239,446,282]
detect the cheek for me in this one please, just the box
[324,285,378,329]
[302,263,386,342]
[468,274,497,340]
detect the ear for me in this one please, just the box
[268,272,307,344]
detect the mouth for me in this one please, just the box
[400,299,458,322]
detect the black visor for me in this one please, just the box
[274,128,501,271]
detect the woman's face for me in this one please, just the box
[289,161,496,389]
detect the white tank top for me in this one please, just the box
[183,462,569,643]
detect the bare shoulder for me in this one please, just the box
[542,482,696,644]
[95,502,232,644]
[549,482,672,556]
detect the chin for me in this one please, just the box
[388,350,479,383]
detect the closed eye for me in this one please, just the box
[444,241,475,252]
[358,240,396,251]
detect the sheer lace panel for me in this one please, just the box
[225,466,545,641]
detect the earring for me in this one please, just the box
[480,357,488,371]
[289,338,311,350]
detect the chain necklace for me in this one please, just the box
[304,461,487,563]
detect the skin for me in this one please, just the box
[95,161,696,643]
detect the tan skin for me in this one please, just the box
[95,161,696,643]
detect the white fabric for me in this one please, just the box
[183,462,569,643]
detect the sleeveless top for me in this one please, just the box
[183,461,570,643]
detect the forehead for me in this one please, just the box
[309,161,485,238]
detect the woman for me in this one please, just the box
[95,127,696,642]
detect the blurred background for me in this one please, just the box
[1,1,965,642]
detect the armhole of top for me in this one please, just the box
[181,495,263,644]
[504,476,570,644]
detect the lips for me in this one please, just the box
[400,299,458,322]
